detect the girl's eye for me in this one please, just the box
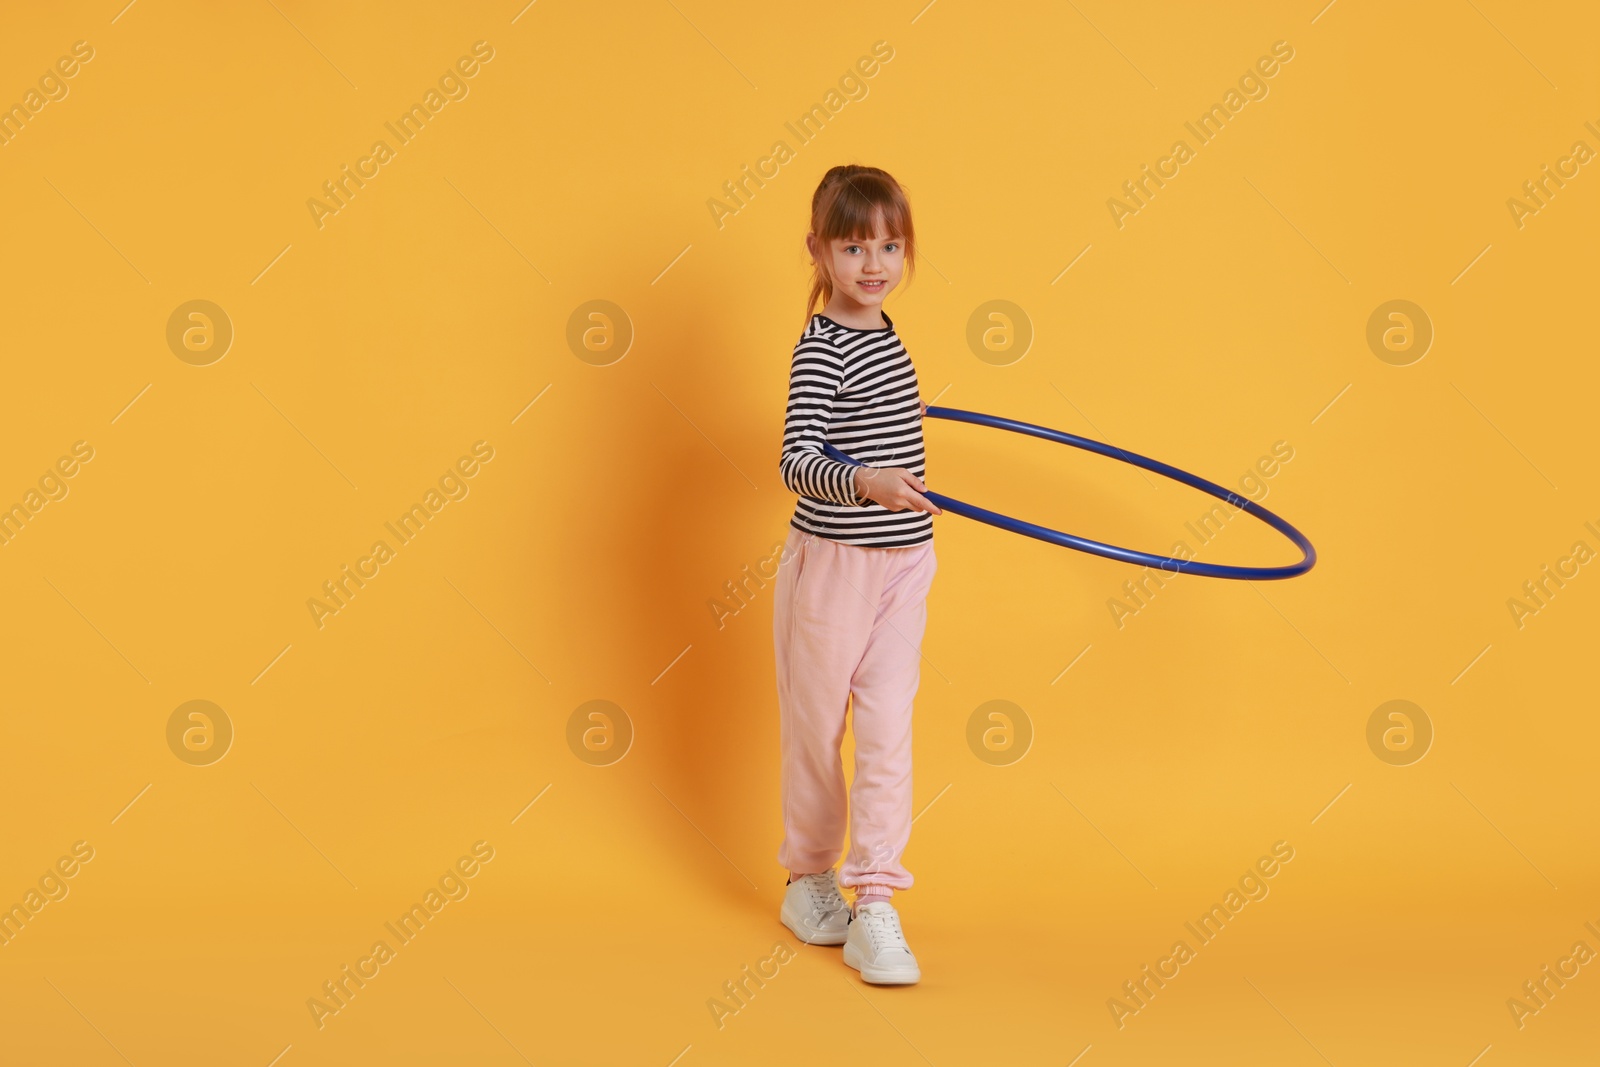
[884,243,899,252]
[844,245,861,254]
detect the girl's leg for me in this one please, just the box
[773,529,878,878]
[838,539,937,905]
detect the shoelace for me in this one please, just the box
[859,908,909,952]
[798,873,847,916]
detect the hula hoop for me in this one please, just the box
[822,405,1316,581]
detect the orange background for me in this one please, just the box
[0,1,1596,1064]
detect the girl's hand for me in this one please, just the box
[920,399,927,417]
[854,465,942,515]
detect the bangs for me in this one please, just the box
[816,174,913,247]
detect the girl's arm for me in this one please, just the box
[779,335,871,506]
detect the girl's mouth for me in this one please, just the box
[857,280,885,292]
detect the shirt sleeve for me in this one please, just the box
[780,333,870,507]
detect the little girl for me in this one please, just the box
[773,165,940,985]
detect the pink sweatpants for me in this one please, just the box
[772,525,938,896]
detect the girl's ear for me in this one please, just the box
[804,232,819,259]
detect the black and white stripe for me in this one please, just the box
[779,312,932,548]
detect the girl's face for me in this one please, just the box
[812,218,905,314]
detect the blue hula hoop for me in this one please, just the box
[821,405,1316,581]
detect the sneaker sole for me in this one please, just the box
[779,902,848,946]
[843,942,921,984]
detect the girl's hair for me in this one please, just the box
[805,165,915,319]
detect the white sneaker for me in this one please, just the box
[843,900,921,984]
[780,871,850,945]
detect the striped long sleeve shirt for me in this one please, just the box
[779,312,932,547]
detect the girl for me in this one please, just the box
[773,165,941,985]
